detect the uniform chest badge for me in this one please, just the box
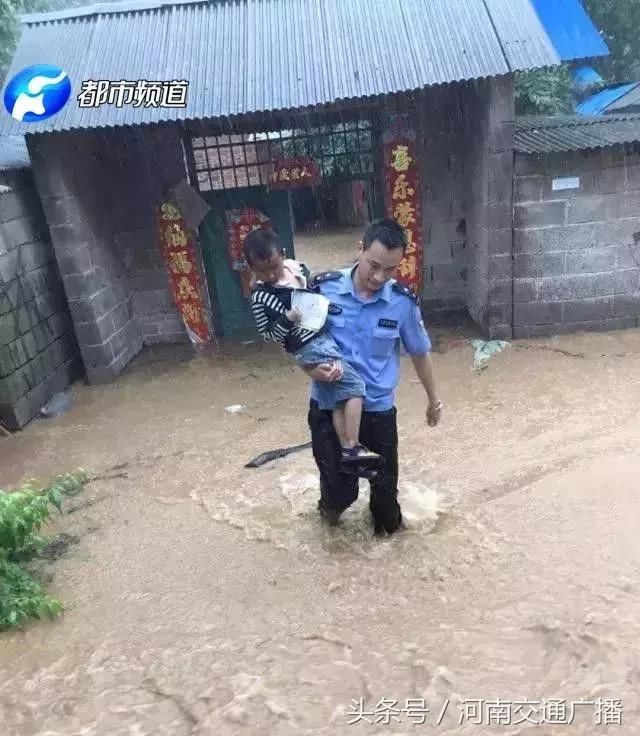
[328,303,343,315]
[378,318,398,329]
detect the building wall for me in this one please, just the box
[417,76,515,338]
[0,167,82,430]
[114,127,190,345]
[463,76,515,340]
[27,124,189,383]
[417,84,468,318]
[513,146,640,337]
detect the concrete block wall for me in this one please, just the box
[28,124,189,383]
[513,146,640,337]
[0,167,82,430]
[461,76,515,340]
[113,126,189,346]
[417,76,515,337]
[461,80,491,332]
[417,84,469,319]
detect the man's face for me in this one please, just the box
[250,249,285,285]
[356,240,404,292]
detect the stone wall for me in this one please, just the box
[27,124,189,383]
[0,167,81,430]
[417,76,515,338]
[513,146,640,337]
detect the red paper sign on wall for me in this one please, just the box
[382,116,423,295]
[269,157,321,189]
[226,208,272,297]
[157,201,211,344]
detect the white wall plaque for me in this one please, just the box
[552,176,580,191]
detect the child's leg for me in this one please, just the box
[332,399,360,450]
[305,339,382,471]
[336,396,383,476]
[342,397,362,448]
[332,406,347,447]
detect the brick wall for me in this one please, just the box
[513,146,640,337]
[28,124,189,383]
[0,167,82,430]
[417,76,515,337]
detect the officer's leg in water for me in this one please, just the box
[308,400,403,534]
[359,407,403,535]
[308,400,359,525]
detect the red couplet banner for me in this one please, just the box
[157,201,211,343]
[382,116,423,295]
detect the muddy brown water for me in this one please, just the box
[2,328,640,735]
[294,226,362,273]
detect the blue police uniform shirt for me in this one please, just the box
[310,266,432,412]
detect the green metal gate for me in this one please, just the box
[189,117,381,339]
[198,187,294,339]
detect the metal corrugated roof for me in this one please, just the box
[0,0,561,135]
[515,114,640,153]
[0,135,30,170]
[606,84,640,113]
[529,0,609,61]
[576,83,640,116]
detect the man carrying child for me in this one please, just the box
[245,218,442,537]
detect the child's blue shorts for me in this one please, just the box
[293,331,365,410]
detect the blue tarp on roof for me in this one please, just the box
[574,65,603,88]
[576,83,640,115]
[530,0,609,61]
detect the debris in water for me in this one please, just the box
[245,441,313,468]
[40,533,80,560]
[225,404,246,414]
[39,390,73,418]
[471,339,510,371]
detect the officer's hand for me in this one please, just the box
[307,361,343,382]
[426,399,443,427]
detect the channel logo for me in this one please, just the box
[3,64,71,122]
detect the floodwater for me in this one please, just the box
[294,226,362,273]
[2,325,640,736]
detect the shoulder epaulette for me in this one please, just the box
[391,281,420,304]
[308,270,342,288]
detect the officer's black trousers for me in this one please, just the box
[307,399,403,534]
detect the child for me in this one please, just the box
[243,228,382,474]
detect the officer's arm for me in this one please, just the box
[302,271,344,381]
[301,362,343,382]
[410,353,439,405]
[400,303,440,405]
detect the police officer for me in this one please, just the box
[305,218,443,536]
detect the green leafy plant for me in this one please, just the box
[515,66,574,115]
[0,469,89,631]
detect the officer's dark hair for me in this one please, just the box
[243,228,282,265]
[362,218,407,251]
